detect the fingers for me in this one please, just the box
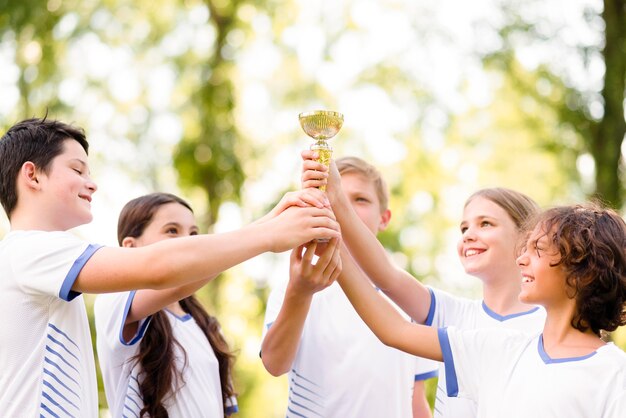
[301,241,317,265]
[301,156,329,189]
[320,238,342,286]
[291,244,305,263]
[296,189,330,208]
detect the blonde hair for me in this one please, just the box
[336,156,389,211]
[465,188,540,230]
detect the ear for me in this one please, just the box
[121,237,137,248]
[378,209,391,232]
[20,161,41,190]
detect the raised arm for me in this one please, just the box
[261,238,342,376]
[337,244,442,361]
[74,193,340,294]
[301,151,432,324]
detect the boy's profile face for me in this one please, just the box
[35,139,97,231]
[340,172,390,235]
[517,224,568,306]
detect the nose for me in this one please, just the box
[516,249,528,267]
[86,177,98,193]
[462,226,476,242]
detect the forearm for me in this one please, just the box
[75,223,272,293]
[338,249,442,360]
[261,291,313,376]
[333,194,431,322]
[412,381,433,418]
[126,275,216,324]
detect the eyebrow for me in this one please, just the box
[162,222,199,231]
[459,215,497,226]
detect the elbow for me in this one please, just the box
[378,329,404,351]
[261,354,289,377]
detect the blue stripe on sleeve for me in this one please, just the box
[119,291,153,346]
[424,287,436,326]
[414,369,439,381]
[437,327,459,397]
[59,244,103,301]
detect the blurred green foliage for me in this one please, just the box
[1,1,625,417]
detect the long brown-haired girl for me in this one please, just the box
[95,193,238,418]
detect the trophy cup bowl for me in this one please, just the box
[299,110,344,140]
[299,110,344,191]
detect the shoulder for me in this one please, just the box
[599,344,626,368]
[430,287,478,308]
[5,230,89,253]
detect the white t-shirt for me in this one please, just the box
[426,287,546,418]
[263,279,438,418]
[440,327,626,418]
[0,230,102,418]
[94,292,236,418]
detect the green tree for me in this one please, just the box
[485,0,626,208]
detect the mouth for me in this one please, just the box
[521,275,534,284]
[79,194,92,203]
[464,248,485,257]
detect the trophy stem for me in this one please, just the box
[310,141,332,192]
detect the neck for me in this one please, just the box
[10,213,55,231]
[482,272,530,316]
[167,301,186,316]
[541,302,604,357]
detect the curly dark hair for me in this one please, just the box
[531,204,626,336]
[118,193,236,417]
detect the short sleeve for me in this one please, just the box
[439,326,529,401]
[94,291,152,350]
[414,355,439,381]
[604,387,626,418]
[10,231,102,301]
[261,277,288,341]
[428,287,475,328]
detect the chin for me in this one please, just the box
[518,292,534,305]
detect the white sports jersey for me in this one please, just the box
[440,327,626,418]
[426,287,546,418]
[263,279,438,418]
[0,230,102,418]
[94,292,236,418]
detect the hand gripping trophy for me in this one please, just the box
[298,110,344,192]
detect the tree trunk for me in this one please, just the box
[593,0,626,208]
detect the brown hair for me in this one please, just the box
[336,156,389,212]
[118,193,236,417]
[0,117,88,218]
[530,203,626,335]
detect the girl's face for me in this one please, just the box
[457,196,520,282]
[132,202,198,247]
[516,224,568,306]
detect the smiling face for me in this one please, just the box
[38,139,97,230]
[457,196,521,282]
[516,224,569,307]
[127,202,199,247]
[341,172,390,235]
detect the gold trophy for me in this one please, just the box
[298,110,344,192]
